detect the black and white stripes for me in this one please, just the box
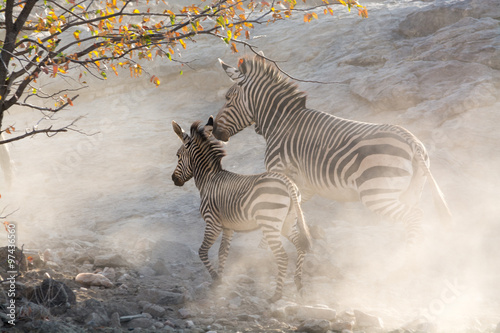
[171,117,312,302]
[213,55,452,246]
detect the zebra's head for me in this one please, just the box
[214,54,305,142]
[213,55,266,142]
[171,117,225,187]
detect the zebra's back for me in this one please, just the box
[266,108,423,202]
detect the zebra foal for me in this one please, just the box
[171,116,312,302]
[213,55,452,247]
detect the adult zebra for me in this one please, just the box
[171,117,312,302]
[212,55,452,246]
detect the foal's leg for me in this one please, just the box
[199,222,222,282]
[260,222,288,303]
[218,228,234,276]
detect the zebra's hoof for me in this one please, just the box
[211,275,222,288]
[294,278,303,292]
[267,293,282,303]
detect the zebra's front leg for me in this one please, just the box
[261,224,288,303]
[199,223,222,284]
[218,228,234,277]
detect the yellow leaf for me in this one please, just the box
[133,9,140,14]
[179,39,186,49]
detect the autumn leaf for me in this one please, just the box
[179,39,186,49]
[358,6,368,18]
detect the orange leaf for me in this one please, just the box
[231,42,239,53]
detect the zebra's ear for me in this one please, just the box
[172,121,189,143]
[204,116,214,137]
[219,58,245,83]
[256,51,266,63]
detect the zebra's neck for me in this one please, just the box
[193,161,223,191]
[254,95,306,141]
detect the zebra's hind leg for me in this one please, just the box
[283,219,306,294]
[199,223,222,284]
[218,228,234,277]
[260,224,288,303]
[362,194,424,248]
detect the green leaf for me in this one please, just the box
[101,71,107,79]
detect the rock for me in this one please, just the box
[75,252,94,264]
[137,266,156,277]
[85,312,110,327]
[16,301,51,321]
[75,272,114,288]
[297,319,331,333]
[228,296,242,310]
[127,317,155,329]
[236,314,261,321]
[178,307,192,319]
[137,288,185,305]
[398,5,469,38]
[76,263,94,273]
[110,312,121,328]
[94,253,130,267]
[354,309,384,329]
[330,320,354,332]
[152,258,169,275]
[285,304,337,321]
[142,303,166,318]
[101,267,116,281]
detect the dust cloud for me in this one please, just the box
[0,0,499,331]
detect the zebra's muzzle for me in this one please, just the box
[172,174,184,186]
[213,127,230,142]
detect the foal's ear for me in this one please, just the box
[204,116,214,137]
[172,120,189,142]
[219,58,245,83]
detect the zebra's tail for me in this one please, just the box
[285,177,313,252]
[416,149,453,227]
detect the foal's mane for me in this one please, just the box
[190,121,226,162]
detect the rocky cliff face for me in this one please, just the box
[1,0,499,331]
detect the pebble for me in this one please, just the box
[354,309,384,329]
[297,319,331,333]
[110,312,121,328]
[178,307,192,319]
[285,304,337,321]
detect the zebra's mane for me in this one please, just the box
[190,121,227,162]
[239,56,307,109]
